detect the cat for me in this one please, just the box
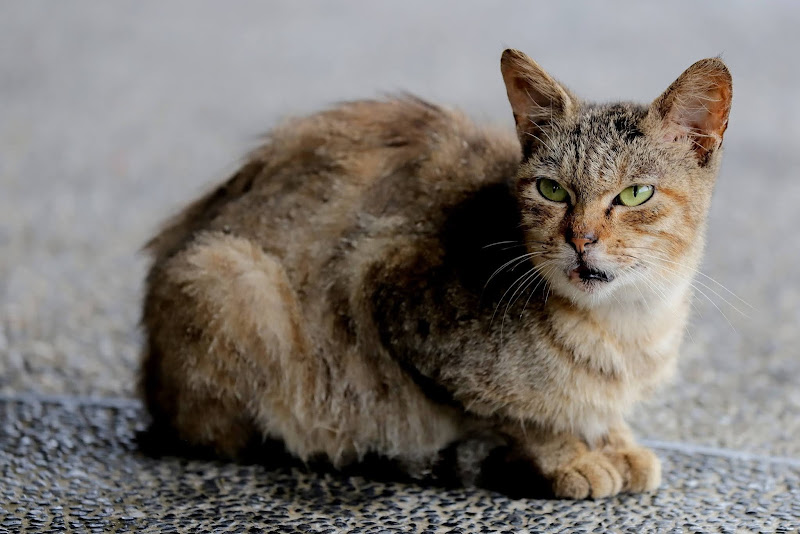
[140,49,732,499]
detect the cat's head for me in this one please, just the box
[500,49,732,308]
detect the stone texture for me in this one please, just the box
[2,397,799,533]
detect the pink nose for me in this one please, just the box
[570,235,597,254]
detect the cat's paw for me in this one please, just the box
[604,446,661,493]
[551,446,661,499]
[552,451,624,499]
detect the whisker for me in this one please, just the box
[544,273,553,304]
[636,264,698,343]
[492,266,537,324]
[521,263,557,317]
[501,268,543,335]
[484,252,544,289]
[649,266,703,317]
[482,240,520,249]
[625,254,737,332]
[634,256,750,319]
[634,268,669,307]
[624,247,753,310]
[689,280,737,333]
[508,261,555,318]
[499,260,555,329]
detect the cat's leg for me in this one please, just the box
[508,424,660,499]
[142,231,324,460]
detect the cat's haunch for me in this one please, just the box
[141,49,731,499]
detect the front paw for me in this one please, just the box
[552,451,623,499]
[604,446,661,493]
[551,447,661,499]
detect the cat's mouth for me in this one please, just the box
[569,264,615,285]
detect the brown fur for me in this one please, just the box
[140,50,732,498]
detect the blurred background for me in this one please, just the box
[2,1,799,461]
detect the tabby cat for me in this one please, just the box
[141,49,732,498]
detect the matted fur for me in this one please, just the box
[141,50,732,499]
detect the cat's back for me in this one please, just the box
[146,96,521,271]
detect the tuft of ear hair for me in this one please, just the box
[500,49,577,157]
[650,58,733,166]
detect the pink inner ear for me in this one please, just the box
[508,76,536,117]
[662,84,730,155]
[508,75,558,121]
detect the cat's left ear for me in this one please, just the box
[648,58,732,165]
[501,49,577,157]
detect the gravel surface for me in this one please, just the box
[2,397,799,533]
[1,1,799,530]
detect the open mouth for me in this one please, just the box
[569,264,615,284]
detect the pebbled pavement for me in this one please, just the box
[2,396,799,533]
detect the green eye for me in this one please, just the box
[537,178,569,203]
[616,184,654,207]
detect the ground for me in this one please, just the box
[1,2,799,532]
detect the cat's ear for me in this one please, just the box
[500,49,576,157]
[648,58,732,165]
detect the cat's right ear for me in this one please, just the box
[500,49,576,157]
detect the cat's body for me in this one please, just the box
[142,50,732,499]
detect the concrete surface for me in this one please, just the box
[1,1,799,531]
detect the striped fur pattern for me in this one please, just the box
[141,49,732,499]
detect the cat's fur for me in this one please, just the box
[141,49,732,499]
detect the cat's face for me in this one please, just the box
[501,50,732,308]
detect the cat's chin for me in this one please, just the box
[570,278,612,293]
[567,276,614,296]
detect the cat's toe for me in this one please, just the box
[605,446,662,493]
[552,451,623,499]
[553,466,591,499]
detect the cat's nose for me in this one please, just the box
[569,234,597,254]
